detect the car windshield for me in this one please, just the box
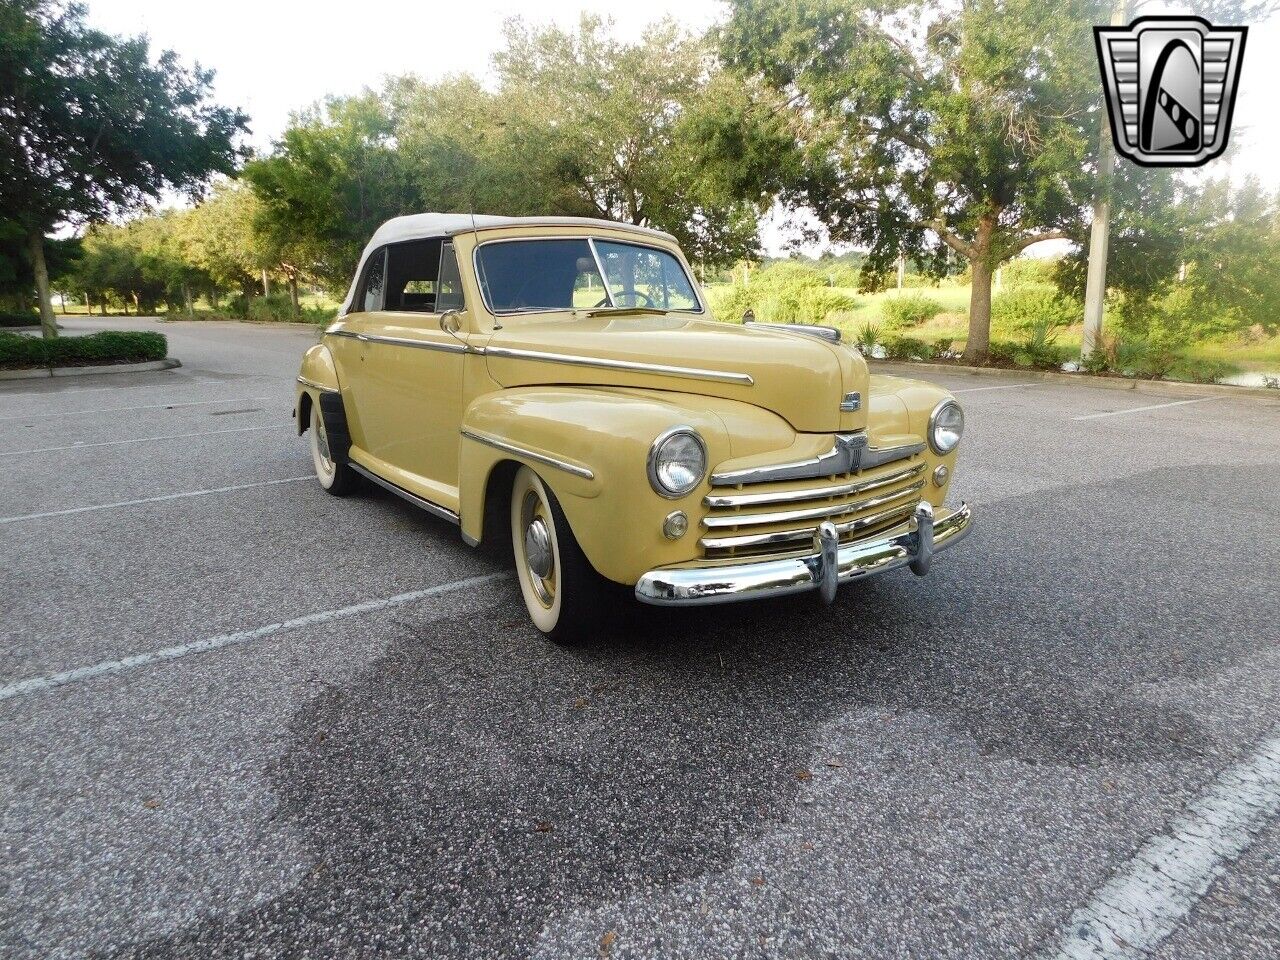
[475,237,701,314]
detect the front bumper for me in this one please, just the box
[634,502,972,606]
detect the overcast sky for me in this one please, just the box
[82,0,1280,257]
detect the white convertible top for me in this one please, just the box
[340,213,677,314]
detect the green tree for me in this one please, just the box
[492,16,764,269]
[243,95,420,292]
[718,0,1113,361]
[0,0,246,337]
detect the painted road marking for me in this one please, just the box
[952,382,1040,394]
[0,424,278,456]
[0,395,271,422]
[1046,731,1280,959]
[1072,396,1216,421]
[0,572,509,702]
[0,475,313,524]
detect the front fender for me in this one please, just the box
[295,344,342,435]
[868,374,959,508]
[460,387,733,584]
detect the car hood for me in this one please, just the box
[483,313,867,434]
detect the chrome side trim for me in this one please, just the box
[327,329,363,341]
[704,463,924,509]
[348,463,460,526]
[460,428,595,480]
[635,503,972,606]
[296,376,338,393]
[701,479,925,530]
[484,346,754,386]
[362,332,470,354]
[743,321,841,343]
[711,433,867,486]
[699,499,919,552]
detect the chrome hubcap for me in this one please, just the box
[524,517,553,580]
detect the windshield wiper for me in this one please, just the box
[583,306,669,317]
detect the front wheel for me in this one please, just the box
[309,402,358,496]
[510,465,608,642]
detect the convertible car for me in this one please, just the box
[295,214,971,640]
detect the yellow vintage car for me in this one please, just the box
[295,214,971,640]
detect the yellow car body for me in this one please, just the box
[296,214,971,636]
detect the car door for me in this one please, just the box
[353,239,469,512]
[327,245,386,452]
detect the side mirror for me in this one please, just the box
[439,310,463,336]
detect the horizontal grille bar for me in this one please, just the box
[699,501,918,553]
[702,480,925,529]
[704,463,924,510]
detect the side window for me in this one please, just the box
[358,249,386,313]
[436,242,465,312]
[385,238,443,312]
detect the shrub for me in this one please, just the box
[855,320,883,353]
[0,331,167,369]
[880,293,944,328]
[882,335,930,361]
[798,287,858,324]
[930,338,957,360]
[991,285,1080,334]
[1171,357,1239,384]
[0,312,39,328]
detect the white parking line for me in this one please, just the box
[0,475,313,524]
[0,395,270,421]
[1046,731,1280,960]
[1072,397,1216,421]
[952,382,1039,394]
[0,424,278,456]
[0,572,509,702]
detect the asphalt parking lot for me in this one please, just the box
[2,317,1279,959]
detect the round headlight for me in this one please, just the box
[648,427,707,498]
[928,399,964,455]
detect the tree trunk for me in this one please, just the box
[83,291,89,316]
[963,257,994,363]
[58,292,66,315]
[132,291,140,315]
[183,283,194,318]
[261,268,271,297]
[27,231,58,339]
[289,275,300,316]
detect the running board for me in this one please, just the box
[348,463,460,526]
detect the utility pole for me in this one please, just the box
[1082,0,1129,360]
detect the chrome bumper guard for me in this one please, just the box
[634,502,972,606]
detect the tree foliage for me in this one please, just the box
[0,0,246,333]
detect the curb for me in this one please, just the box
[870,360,1280,402]
[0,358,182,381]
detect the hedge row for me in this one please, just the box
[0,331,168,369]
[0,312,39,327]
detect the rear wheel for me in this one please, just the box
[510,465,608,642]
[310,402,358,496]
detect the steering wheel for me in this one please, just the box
[601,290,657,308]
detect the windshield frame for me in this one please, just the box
[471,235,706,317]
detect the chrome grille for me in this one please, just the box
[700,460,926,561]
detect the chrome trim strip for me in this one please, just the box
[743,321,841,343]
[587,238,614,309]
[699,499,919,552]
[327,328,362,341]
[711,433,866,485]
[484,346,754,386]
[296,376,338,393]
[460,428,595,480]
[861,441,926,471]
[636,503,972,606]
[363,332,469,354]
[701,480,925,530]
[703,463,924,509]
[348,463,460,526]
